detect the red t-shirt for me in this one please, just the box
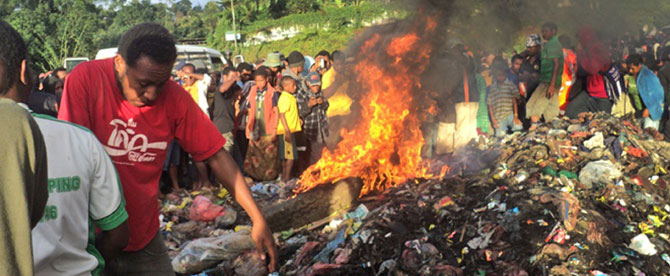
[58,58,225,251]
[586,74,609,99]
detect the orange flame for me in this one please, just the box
[425,16,437,32]
[296,18,445,196]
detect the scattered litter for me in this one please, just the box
[629,233,657,256]
[171,230,256,274]
[161,113,670,275]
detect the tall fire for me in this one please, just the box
[296,16,446,196]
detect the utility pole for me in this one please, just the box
[231,0,237,52]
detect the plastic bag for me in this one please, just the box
[189,195,225,221]
[171,230,256,274]
[215,205,238,228]
[629,233,657,256]
[583,132,605,149]
[578,160,622,189]
[313,228,346,263]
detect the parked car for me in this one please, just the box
[64,57,89,73]
[95,45,228,73]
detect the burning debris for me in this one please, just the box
[159,1,670,275]
[296,15,445,196]
[162,112,670,275]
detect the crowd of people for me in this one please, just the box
[2,18,348,276]
[4,15,670,276]
[422,21,670,158]
[21,33,344,195]
[1,21,277,276]
[162,46,340,193]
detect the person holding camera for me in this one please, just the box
[310,50,331,76]
[296,72,329,166]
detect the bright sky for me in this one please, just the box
[191,0,211,7]
[150,0,212,7]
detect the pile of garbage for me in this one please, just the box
[161,112,670,275]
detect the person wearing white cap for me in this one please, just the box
[520,33,542,97]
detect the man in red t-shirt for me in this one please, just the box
[58,23,277,275]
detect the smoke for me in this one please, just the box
[297,2,450,192]
[328,0,663,138]
[328,0,459,139]
[348,0,664,58]
[441,0,662,51]
[307,0,665,189]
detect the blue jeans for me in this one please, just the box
[495,114,523,137]
[162,141,181,171]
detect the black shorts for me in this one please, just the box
[278,134,297,160]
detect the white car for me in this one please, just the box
[64,57,89,73]
[95,45,228,73]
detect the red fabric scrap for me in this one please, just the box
[627,146,648,158]
[571,131,589,138]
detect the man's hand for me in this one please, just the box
[176,70,185,79]
[285,133,292,144]
[643,109,650,118]
[491,118,499,129]
[206,150,278,272]
[230,72,240,82]
[270,134,278,142]
[546,85,556,99]
[308,97,318,107]
[222,72,240,82]
[251,220,278,272]
[96,221,129,262]
[220,72,241,93]
[311,56,327,73]
[513,117,522,126]
[316,97,324,105]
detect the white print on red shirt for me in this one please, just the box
[104,118,168,163]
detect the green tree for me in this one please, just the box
[0,0,40,17]
[94,0,160,48]
[287,0,319,14]
[8,0,102,72]
[171,0,192,16]
[174,9,206,39]
[202,1,223,34]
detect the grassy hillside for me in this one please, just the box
[241,2,396,33]
[225,2,405,62]
[239,27,358,62]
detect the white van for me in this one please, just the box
[95,45,227,73]
[63,57,90,73]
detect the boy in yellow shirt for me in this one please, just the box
[277,76,302,183]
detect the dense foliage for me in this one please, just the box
[1,0,391,72]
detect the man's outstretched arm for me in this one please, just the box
[207,149,278,272]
